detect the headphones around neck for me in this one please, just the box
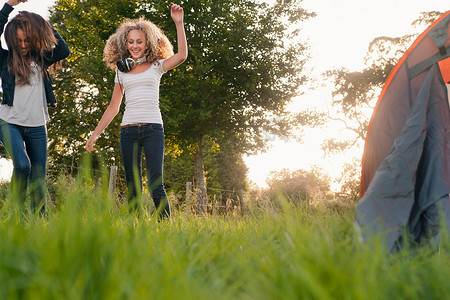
[116,57,147,72]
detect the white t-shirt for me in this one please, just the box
[0,61,49,126]
[115,59,166,126]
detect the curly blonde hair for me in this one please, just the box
[103,18,174,70]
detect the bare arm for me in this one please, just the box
[85,83,123,152]
[1,1,26,63]
[6,0,27,7]
[162,2,187,72]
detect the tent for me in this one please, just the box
[355,11,450,252]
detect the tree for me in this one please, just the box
[265,167,333,205]
[48,0,314,207]
[163,137,248,209]
[158,0,314,209]
[324,35,412,153]
[323,11,444,154]
[297,12,444,197]
[336,159,361,202]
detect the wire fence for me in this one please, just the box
[48,161,241,193]
[45,161,246,214]
[3,160,242,194]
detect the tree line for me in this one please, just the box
[45,0,313,206]
[0,0,443,205]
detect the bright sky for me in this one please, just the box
[245,0,449,189]
[0,0,449,188]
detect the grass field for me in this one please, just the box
[0,172,449,300]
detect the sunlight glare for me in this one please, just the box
[0,158,13,182]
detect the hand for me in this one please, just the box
[85,135,98,152]
[7,0,27,7]
[170,2,183,24]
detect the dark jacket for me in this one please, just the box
[0,3,70,107]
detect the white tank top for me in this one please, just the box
[115,59,166,125]
[0,61,49,126]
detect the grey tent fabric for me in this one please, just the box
[356,11,450,253]
[355,65,450,252]
[361,13,450,192]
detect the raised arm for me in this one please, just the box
[6,0,27,7]
[162,2,187,72]
[45,27,70,66]
[1,0,26,36]
[0,1,26,63]
[85,83,124,152]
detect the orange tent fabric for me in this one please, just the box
[361,11,450,194]
[438,57,450,83]
[357,11,450,252]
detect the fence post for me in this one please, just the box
[238,189,245,216]
[186,182,192,200]
[109,166,118,197]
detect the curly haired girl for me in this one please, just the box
[86,3,187,219]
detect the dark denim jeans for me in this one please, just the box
[0,119,47,214]
[120,123,170,218]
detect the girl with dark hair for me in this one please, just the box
[85,3,187,219]
[0,0,70,214]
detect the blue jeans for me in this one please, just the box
[120,123,170,218]
[0,119,47,213]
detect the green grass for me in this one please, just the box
[0,173,449,299]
